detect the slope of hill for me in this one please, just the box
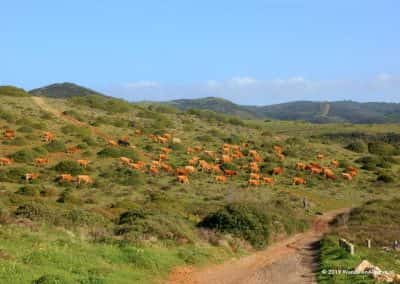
[169,98,400,124]
[168,97,258,119]
[29,82,105,98]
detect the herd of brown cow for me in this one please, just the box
[1,128,359,188]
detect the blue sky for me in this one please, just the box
[1,0,399,104]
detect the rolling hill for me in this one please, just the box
[169,97,400,124]
[29,82,105,98]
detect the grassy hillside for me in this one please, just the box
[29,82,105,98]
[1,91,400,283]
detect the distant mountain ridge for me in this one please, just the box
[24,82,400,123]
[168,97,400,124]
[29,82,105,98]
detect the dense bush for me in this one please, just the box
[368,142,398,156]
[61,125,91,137]
[44,140,66,153]
[32,274,71,284]
[97,147,139,160]
[199,203,270,248]
[355,156,392,170]
[53,160,83,175]
[345,140,368,153]
[14,202,53,221]
[376,171,395,183]
[69,95,132,113]
[0,167,29,182]
[10,148,46,163]
[17,126,34,133]
[16,185,41,197]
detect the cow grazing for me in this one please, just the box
[77,159,90,168]
[248,179,260,186]
[159,153,168,161]
[317,154,324,160]
[184,166,196,174]
[177,175,189,184]
[42,131,54,142]
[296,162,306,170]
[118,139,130,147]
[35,158,49,166]
[120,157,132,165]
[221,154,231,164]
[130,162,145,170]
[272,167,284,175]
[341,172,353,180]
[277,153,285,160]
[211,164,222,173]
[108,140,118,147]
[57,174,74,183]
[215,175,227,183]
[263,177,274,185]
[322,168,336,180]
[149,166,159,175]
[77,175,93,185]
[3,129,15,139]
[293,177,306,185]
[273,145,283,154]
[66,146,80,154]
[188,157,199,166]
[0,157,12,166]
[250,173,261,180]
[224,169,237,176]
[310,167,323,174]
[25,173,39,181]
[176,167,189,176]
[160,162,173,173]
[331,160,340,168]
[161,147,172,154]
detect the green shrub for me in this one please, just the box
[17,126,34,133]
[82,136,97,146]
[14,202,53,221]
[368,142,398,156]
[57,189,81,204]
[0,167,29,182]
[356,156,392,170]
[345,140,368,153]
[199,203,270,248]
[44,140,66,153]
[10,148,42,163]
[69,95,132,113]
[61,125,91,137]
[53,160,82,175]
[97,147,139,160]
[16,185,40,197]
[0,85,29,97]
[376,171,395,183]
[8,137,28,146]
[32,274,71,284]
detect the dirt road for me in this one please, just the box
[167,208,349,284]
[31,96,109,140]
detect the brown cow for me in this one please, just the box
[177,175,189,184]
[160,162,173,173]
[25,173,39,181]
[58,174,74,183]
[248,179,260,186]
[188,156,199,166]
[341,172,353,180]
[273,145,283,154]
[159,153,168,161]
[277,153,285,160]
[77,175,93,185]
[215,175,227,183]
[331,160,340,168]
[221,154,231,164]
[108,140,118,147]
[293,177,306,185]
[130,162,144,170]
[224,169,237,176]
[161,147,172,154]
[120,156,132,165]
[176,167,189,176]
[66,146,80,154]
[35,158,49,166]
[295,162,306,170]
[263,177,274,185]
[0,157,13,166]
[77,159,90,168]
[310,167,322,174]
[211,164,222,173]
[42,131,54,142]
[149,166,159,175]
[3,129,15,139]
[157,136,168,144]
[186,147,195,154]
[184,166,196,174]
[272,167,284,175]
[317,154,324,160]
[250,173,261,180]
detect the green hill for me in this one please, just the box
[0,85,30,97]
[29,82,105,98]
[169,98,400,124]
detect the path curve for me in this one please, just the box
[167,208,349,284]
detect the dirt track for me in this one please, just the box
[167,208,349,284]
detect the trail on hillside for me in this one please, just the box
[167,208,350,284]
[31,96,110,140]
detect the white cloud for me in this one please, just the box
[228,76,258,86]
[125,81,159,88]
